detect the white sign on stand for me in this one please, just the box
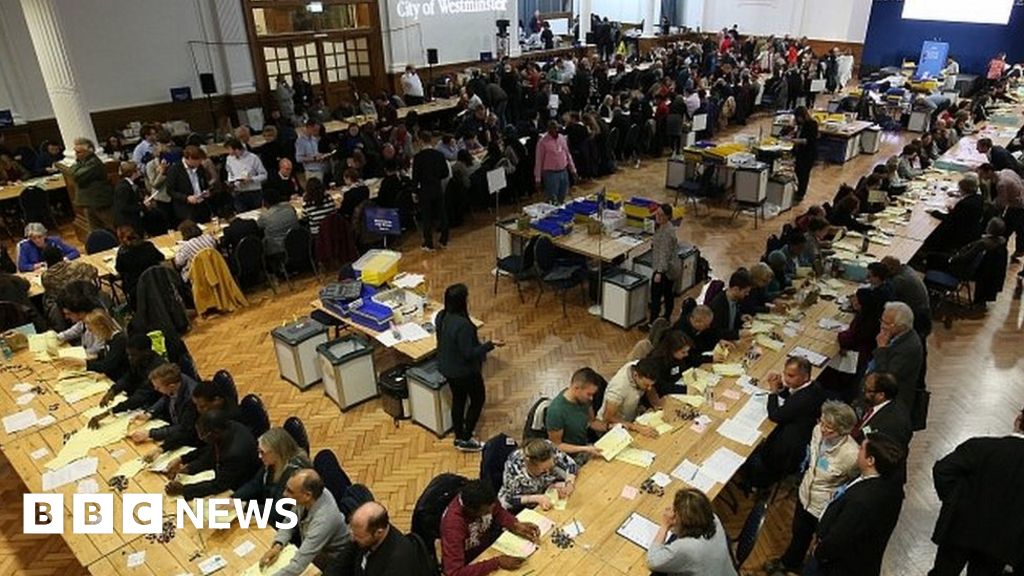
[487,168,507,195]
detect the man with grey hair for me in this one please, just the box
[71,137,114,231]
[868,301,923,411]
[262,468,353,575]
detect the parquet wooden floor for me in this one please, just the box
[2,104,1021,575]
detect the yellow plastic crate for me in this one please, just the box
[355,249,401,286]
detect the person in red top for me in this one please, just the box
[987,52,1007,83]
[534,121,577,205]
[441,480,541,576]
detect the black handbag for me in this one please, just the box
[911,388,930,431]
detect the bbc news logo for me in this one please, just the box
[24,494,299,534]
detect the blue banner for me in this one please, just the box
[365,207,401,236]
[917,41,949,80]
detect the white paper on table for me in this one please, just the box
[671,459,717,493]
[36,414,56,427]
[31,447,49,460]
[42,457,98,491]
[150,447,196,472]
[650,471,672,488]
[789,346,829,367]
[373,322,432,347]
[817,318,849,332]
[827,351,859,374]
[391,273,425,289]
[234,540,256,558]
[127,551,146,568]
[12,383,34,393]
[616,512,661,550]
[736,376,761,395]
[562,519,585,539]
[198,555,228,576]
[716,418,761,446]
[3,408,38,434]
[700,447,746,485]
[15,393,36,405]
[733,394,769,428]
[76,478,100,493]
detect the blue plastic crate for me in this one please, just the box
[321,284,378,317]
[531,219,571,237]
[348,299,394,332]
[566,199,599,216]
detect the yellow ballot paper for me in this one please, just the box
[241,544,298,576]
[516,508,555,537]
[594,425,633,461]
[682,367,720,393]
[82,394,127,419]
[614,447,657,468]
[711,363,745,377]
[635,410,676,435]
[28,331,59,355]
[114,457,148,480]
[668,394,706,408]
[755,334,785,352]
[544,487,568,510]
[178,470,216,485]
[747,321,775,335]
[491,531,538,558]
[57,346,88,360]
[757,313,787,325]
[46,413,133,470]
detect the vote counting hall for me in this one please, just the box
[0,0,1023,575]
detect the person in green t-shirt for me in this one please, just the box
[545,367,608,462]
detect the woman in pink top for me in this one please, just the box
[988,52,1007,82]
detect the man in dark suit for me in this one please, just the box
[867,302,923,412]
[929,407,1024,576]
[411,131,450,250]
[710,268,753,341]
[854,373,913,447]
[673,304,722,368]
[977,137,1024,176]
[165,145,211,224]
[113,161,145,231]
[812,433,907,576]
[265,158,303,198]
[164,409,260,500]
[929,176,986,253]
[744,356,827,489]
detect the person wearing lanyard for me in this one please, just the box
[788,106,818,204]
[224,138,268,212]
[534,121,577,205]
[296,120,328,183]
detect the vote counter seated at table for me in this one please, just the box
[545,367,608,464]
[442,480,541,576]
[232,427,310,525]
[130,363,200,454]
[17,222,80,272]
[596,358,661,438]
[164,409,260,500]
[646,488,738,576]
[644,331,694,398]
[708,269,754,342]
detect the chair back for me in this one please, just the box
[480,433,518,495]
[0,301,31,332]
[312,449,353,504]
[283,416,311,453]
[411,473,469,546]
[283,226,315,274]
[337,483,374,519]
[233,236,266,290]
[19,186,55,229]
[85,229,119,255]
[212,369,237,403]
[702,278,725,306]
[520,235,540,273]
[407,532,442,576]
[238,393,270,437]
[522,397,551,441]
[533,236,557,274]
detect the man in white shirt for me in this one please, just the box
[597,357,659,437]
[401,65,425,106]
[132,124,158,165]
[224,138,268,212]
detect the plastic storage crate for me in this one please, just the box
[317,334,377,410]
[353,249,401,286]
[271,318,328,389]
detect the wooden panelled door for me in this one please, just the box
[258,37,377,108]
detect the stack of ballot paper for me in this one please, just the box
[594,425,633,461]
[635,410,676,434]
[516,508,555,537]
[492,531,538,558]
[614,447,657,468]
[682,367,721,393]
[754,334,785,351]
[711,363,745,377]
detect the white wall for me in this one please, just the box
[0,0,255,123]
[699,0,872,42]
[381,0,519,71]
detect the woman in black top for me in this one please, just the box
[114,224,165,309]
[436,283,503,452]
[827,194,875,234]
[84,309,128,381]
[790,106,819,203]
[647,330,693,398]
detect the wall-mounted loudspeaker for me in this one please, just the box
[199,73,217,95]
[427,49,439,65]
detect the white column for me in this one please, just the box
[579,0,592,39]
[19,0,96,156]
[210,0,256,95]
[643,0,657,36]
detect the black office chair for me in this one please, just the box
[238,394,270,438]
[85,229,119,254]
[312,449,353,504]
[0,301,33,332]
[283,416,311,453]
[494,234,540,302]
[479,433,518,496]
[533,236,585,317]
[521,396,551,441]
[212,369,238,404]
[19,186,56,230]
[284,226,320,281]
[233,236,274,293]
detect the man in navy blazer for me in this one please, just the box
[812,432,906,576]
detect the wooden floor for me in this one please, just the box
[3,108,1022,575]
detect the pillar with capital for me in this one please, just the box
[579,0,592,40]
[643,0,658,36]
[20,0,98,157]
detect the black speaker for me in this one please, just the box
[199,73,217,95]
[426,49,438,65]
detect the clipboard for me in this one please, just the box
[615,512,660,550]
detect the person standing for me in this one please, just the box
[224,138,268,213]
[978,162,1024,260]
[929,407,1024,576]
[534,121,576,205]
[411,131,451,251]
[436,283,503,452]
[165,145,211,224]
[986,52,1007,88]
[649,203,680,325]
[71,138,115,231]
[789,106,818,204]
[295,121,327,183]
[275,75,296,122]
[401,65,425,106]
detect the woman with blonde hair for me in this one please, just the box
[83,309,127,380]
[232,427,310,523]
[764,400,859,575]
[498,438,579,510]
[648,488,737,575]
[742,261,782,315]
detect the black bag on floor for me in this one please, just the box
[378,363,411,422]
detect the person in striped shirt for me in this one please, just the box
[301,177,336,236]
[174,219,219,281]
